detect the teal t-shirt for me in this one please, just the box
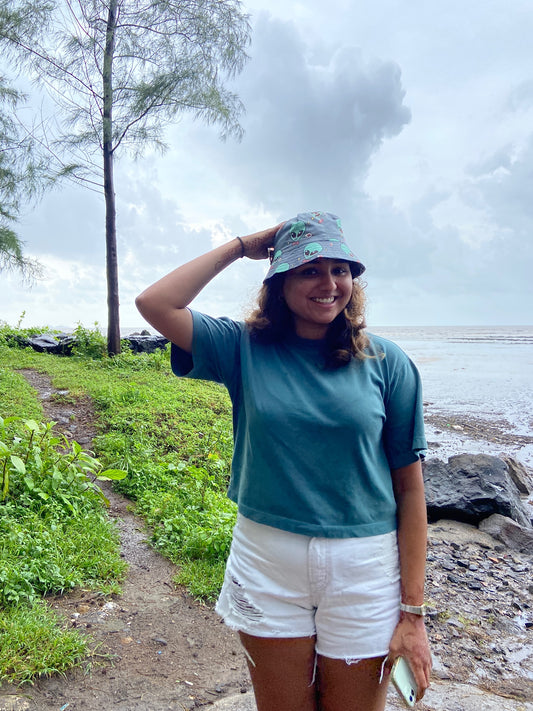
[171,311,426,538]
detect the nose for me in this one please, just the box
[318,269,337,290]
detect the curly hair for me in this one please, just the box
[245,274,370,368]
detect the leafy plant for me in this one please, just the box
[0,351,135,683]
[0,416,126,510]
[0,416,127,609]
[0,318,56,349]
[71,323,107,359]
[0,335,235,607]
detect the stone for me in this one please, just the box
[479,514,533,554]
[25,333,75,355]
[151,636,168,646]
[124,334,168,354]
[500,456,533,495]
[423,454,531,528]
[20,330,168,356]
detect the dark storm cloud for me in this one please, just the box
[189,13,411,211]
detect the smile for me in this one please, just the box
[311,297,336,304]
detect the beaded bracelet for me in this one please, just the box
[235,235,245,258]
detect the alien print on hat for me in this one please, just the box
[265,211,365,280]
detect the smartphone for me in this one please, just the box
[391,656,418,707]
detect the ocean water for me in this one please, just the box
[372,326,533,471]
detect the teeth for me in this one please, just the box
[312,297,335,303]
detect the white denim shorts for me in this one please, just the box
[215,514,401,661]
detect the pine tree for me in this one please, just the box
[0,0,251,353]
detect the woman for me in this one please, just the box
[136,211,432,711]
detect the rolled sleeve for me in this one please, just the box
[382,351,427,470]
[170,310,243,387]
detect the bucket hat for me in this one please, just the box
[264,211,365,281]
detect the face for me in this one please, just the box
[282,259,353,339]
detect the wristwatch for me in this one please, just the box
[400,602,427,616]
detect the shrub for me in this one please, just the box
[0,416,127,608]
[71,323,107,359]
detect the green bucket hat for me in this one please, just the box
[264,211,365,281]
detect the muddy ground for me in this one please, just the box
[1,370,532,711]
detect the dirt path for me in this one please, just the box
[1,370,250,710]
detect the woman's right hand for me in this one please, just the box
[240,222,285,261]
[136,220,285,352]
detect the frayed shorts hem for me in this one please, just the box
[216,515,401,660]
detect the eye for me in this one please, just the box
[331,262,351,276]
[299,267,318,276]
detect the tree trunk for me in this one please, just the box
[103,0,120,356]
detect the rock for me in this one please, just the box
[501,456,533,495]
[124,334,168,354]
[479,514,533,554]
[423,454,531,528]
[25,333,75,355]
[19,330,169,356]
[151,636,168,646]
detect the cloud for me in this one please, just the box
[18,185,104,264]
[175,13,411,211]
[469,139,533,227]
[360,132,533,325]
[4,1,533,330]
[463,137,533,288]
[1,254,107,329]
[507,79,533,112]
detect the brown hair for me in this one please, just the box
[245,275,371,368]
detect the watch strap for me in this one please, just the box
[400,602,427,616]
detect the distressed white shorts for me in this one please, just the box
[215,514,401,661]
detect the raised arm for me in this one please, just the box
[135,224,283,352]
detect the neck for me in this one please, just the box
[293,322,329,340]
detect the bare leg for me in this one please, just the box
[239,632,318,711]
[316,654,389,711]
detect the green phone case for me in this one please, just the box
[391,657,418,708]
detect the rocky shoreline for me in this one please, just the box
[405,408,533,711]
[424,520,532,701]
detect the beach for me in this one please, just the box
[372,326,533,474]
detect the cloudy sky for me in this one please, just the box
[2,0,533,331]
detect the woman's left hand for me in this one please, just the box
[385,614,432,701]
[388,460,432,700]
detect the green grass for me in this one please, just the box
[0,602,88,684]
[0,368,43,421]
[0,327,236,684]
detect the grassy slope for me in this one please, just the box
[0,339,234,683]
